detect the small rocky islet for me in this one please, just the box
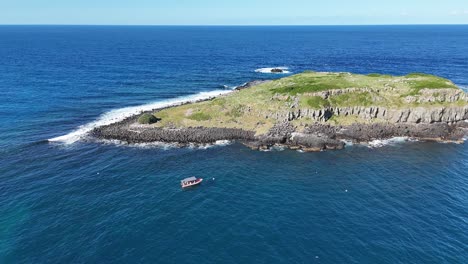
[92,71,468,151]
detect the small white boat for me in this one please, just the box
[181,177,203,188]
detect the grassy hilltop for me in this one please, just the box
[144,71,467,135]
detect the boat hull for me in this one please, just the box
[181,178,203,188]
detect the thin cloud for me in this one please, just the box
[450,10,468,16]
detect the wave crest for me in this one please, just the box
[48,90,232,144]
[366,137,412,148]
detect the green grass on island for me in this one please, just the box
[144,71,466,134]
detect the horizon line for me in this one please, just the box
[1,23,468,27]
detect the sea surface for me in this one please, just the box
[0,25,467,263]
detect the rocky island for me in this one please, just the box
[93,71,468,151]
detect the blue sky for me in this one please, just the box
[1,0,468,25]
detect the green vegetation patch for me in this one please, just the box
[271,76,354,95]
[329,92,373,107]
[228,104,245,118]
[409,78,457,90]
[406,73,433,78]
[138,113,159,124]
[144,71,466,132]
[188,112,212,121]
[304,96,330,109]
[406,76,458,96]
[367,73,392,78]
[212,98,226,106]
[156,111,169,119]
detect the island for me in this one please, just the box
[92,71,468,151]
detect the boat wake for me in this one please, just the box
[255,67,291,74]
[48,90,233,144]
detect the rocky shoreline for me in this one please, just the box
[90,77,468,152]
[91,112,468,152]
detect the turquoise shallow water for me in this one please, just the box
[0,26,467,263]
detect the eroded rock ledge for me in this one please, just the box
[92,115,467,152]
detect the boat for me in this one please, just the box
[181,177,203,188]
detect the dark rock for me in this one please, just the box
[235,80,272,91]
[93,125,255,145]
[271,68,284,73]
[288,132,344,151]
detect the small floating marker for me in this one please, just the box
[97,172,100,175]
[212,178,215,180]
[315,256,319,259]
[345,189,348,192]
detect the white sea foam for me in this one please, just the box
[48,90,233,144]
[271,145,286,151]
[255,67,291,74]
[259,148,272,152]
[259,145,287,152]
[86,136,232,150]
[189,140,233,150]
[340,139,354,147]
[102,140,180,150]
[214,140,233,146]
[366,137,412,148]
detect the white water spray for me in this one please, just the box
[48,90,232,144]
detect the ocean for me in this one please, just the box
[0,25,467,263]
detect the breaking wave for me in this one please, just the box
[48,90,232,144]
[255,67,290,74]
[366,137,413,148]
[99,139,180,150]
[189,140,233,150]
[340,139,354,147]
[97,139,232,150]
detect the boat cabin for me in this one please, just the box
[181,177,203,188]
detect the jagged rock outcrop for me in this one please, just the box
[271,68,284,73]
[288,132,345,151]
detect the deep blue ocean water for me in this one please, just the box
[0,25,467,263]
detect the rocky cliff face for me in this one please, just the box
[264,105,468,124]
[405,88,467,103]
[265,87,468,124]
